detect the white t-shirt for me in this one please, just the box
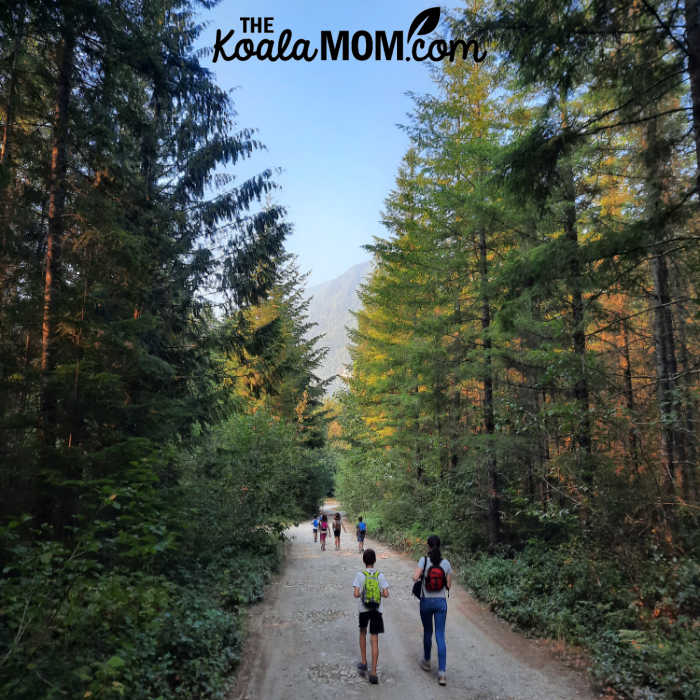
[352,568,389,613]
[417,557,452,598]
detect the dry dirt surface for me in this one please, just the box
[228,514,597,700]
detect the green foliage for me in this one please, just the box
[225,256,332,448]
[0,523,282,699]
[461,543,700,699]
[0,0,334,696]
[335,5,699,700]
[181,411,334,553]
[0,410,331,698]
[0,0,289,526]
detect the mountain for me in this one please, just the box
[305,260,372,395]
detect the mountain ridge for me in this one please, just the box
[305,260,372,395]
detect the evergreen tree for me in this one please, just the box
[0,0,287,529]
[226,254,331,447]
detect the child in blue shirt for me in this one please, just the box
[356,516,367,553]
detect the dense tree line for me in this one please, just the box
[337,2,698,696]
[0,1,331,697]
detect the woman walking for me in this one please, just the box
[413,534,453,686]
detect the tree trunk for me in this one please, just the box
[670,264,697,502]
[650,251,681,489]
[0,9,25,292]
[561,161,593,485]
[622,317,641,473]
[684,0,700,193]
[525,365,540,504]
[541,389,551,511]
[479,229,500,547]
[39,32,76,449]
[644,119,683,498]
[0,11,24,168]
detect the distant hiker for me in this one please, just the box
[312,515,320,542]
[319,514,330,551]
[353,548,389,684]
[333,512,346,550]
[356,516,367,553]
[413,534,452,686]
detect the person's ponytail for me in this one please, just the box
[427,534,441,566]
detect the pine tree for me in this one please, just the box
[0,0,288,530]
[225,254,331,447]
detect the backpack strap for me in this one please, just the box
[420,557,428,599]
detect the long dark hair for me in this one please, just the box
[427,534,441,566]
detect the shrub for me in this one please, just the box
[461,542,700,699]
[1,409,323,698]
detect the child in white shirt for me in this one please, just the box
[352,548,389,684]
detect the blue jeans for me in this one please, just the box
[420,597,447,671]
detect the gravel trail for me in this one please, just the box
[228,516,596,700]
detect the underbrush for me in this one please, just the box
[0,525,283,700]
[1,411,331,698]
[461,543,699,699]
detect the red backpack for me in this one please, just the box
[425,561,447,592]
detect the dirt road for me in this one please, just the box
[229,517,596,700]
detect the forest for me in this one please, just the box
[0,1,333,697]
[335,2,699,698]
[1,0,698,699]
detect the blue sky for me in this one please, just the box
[200,1,440,286]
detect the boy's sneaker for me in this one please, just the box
[368,673,379,684]
[357,662,367,677]
[438,671,447,686]
[420,658,431,672]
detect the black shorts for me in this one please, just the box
[359,610,384,635]
[357,533,365,541]
[333,529,341,537]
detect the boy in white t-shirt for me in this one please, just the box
[352,548,389,684]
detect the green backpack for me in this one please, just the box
[361,570,382,610]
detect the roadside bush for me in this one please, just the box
[1,410,325,698]
[0,520,284,699]
[181,412,333,559]
[461,542,700,699]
